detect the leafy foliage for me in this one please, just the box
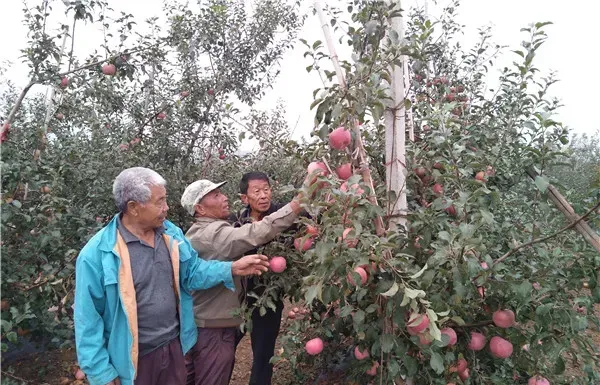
[1,0,302,351]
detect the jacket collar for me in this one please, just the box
[239,202,278,221]
[98,213,180,252]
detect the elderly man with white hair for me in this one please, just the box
[74,167,269,385]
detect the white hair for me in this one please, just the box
[112,167,167,212]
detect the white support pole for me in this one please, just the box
[384,0,408,230]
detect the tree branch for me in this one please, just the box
[494,200,600,265]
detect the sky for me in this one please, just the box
[1,0,599,152]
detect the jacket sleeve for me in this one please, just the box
[188,203,298,260]
[74,252,120,385]
[178,233,235,292]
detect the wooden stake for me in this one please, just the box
[525,167,600,253]
[384,0,408,230]
[314,0,384,236]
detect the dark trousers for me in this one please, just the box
[135,338,186,385]
[233,282,284,385]
[190,327,236,385]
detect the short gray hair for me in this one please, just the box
[112,167,167,212]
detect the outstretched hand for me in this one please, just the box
[231,254,270,276]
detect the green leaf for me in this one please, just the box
[592,287,600,303]
[404,287,426,299]
[536,303,553,317]
[353,310,365,325]
[381,333,394,353]
[340,305,353,317]
[429,352,444,374]
[6,331,17,343]
[534,175,549,193]
[404,355,418,376]
[438,231,452,242]
[380,281,399,297]
[513,281,533,300]
[409,264,428,279]
[479,209,494,225]
[305,283,322,304]
[554,356,565,374]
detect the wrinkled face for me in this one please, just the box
[128,185,169,229]
[196,188,230,219]
[241,179,272,214]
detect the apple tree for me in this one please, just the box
[0,0,302,351]
[248,2,600,384]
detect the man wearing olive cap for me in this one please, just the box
[180,177,307,385]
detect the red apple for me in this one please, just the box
[480,262,489,270]
[492,309,515,328]
[441,327,457,346]
[418,333,432,345]
[307,161,329,177]
[445,205,457,216]
[294,237,313,252]
[528,376,550,385]
[219,154,226,160]
[157,112,166,120]
[305,338,324,355]
[340,182,364,195]
[458,368,470,381]
[336,163,353,180]
[415,167,427,178]
[347,266,367,286]
[433,162,444,170]
[40,186,52,194]
[288,311,296,319]
[432,183,443,195]
[354,346,369,360]
[366,361,379,376]
[269,256,286,273]
[60,76,69,88]
[341,227,358,248]
[306,225,319,236]
[490,336,513,358]
[102,64,116,76]
[55,113,64,120]
[467,332,486,351]
[475,171,486,181]
[207,89,215,95]
[407,314,429,334]
[328,126,352,150]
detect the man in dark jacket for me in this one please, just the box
[229,172,295,385]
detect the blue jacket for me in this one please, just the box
[74,215,234,385]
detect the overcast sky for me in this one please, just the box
[1,0,598,152]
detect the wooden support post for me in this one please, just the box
[526,167,600,253]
